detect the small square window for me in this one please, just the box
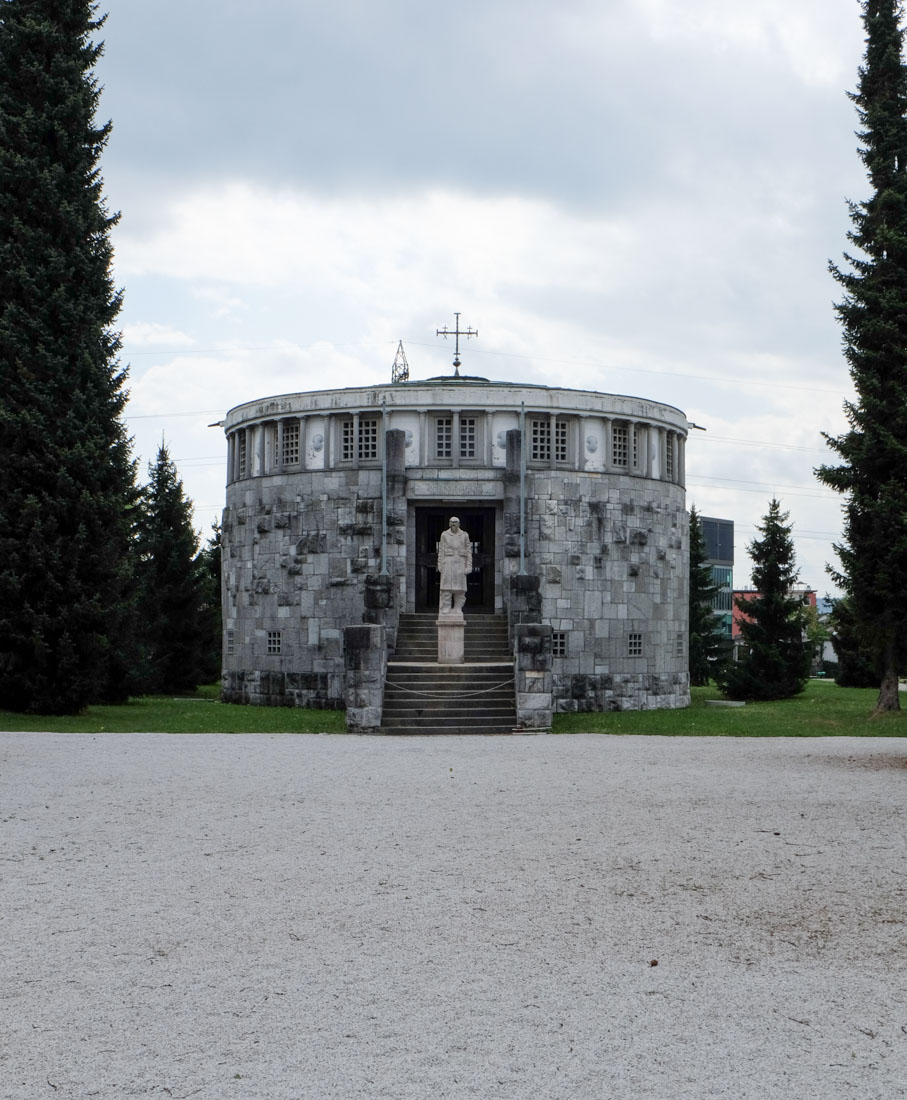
[627,632,644,657]
[552,631,567,657]
[267,631,281,655]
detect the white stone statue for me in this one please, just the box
[437,516,472,615]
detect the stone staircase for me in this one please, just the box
[381,612,516,735]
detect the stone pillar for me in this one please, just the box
[514,624,552,732]
[384,428,407,637]
[343,624,387,734]
[508,573,542,636]
[436,615,465,664]
[503,426,524,567]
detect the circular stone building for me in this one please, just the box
[221,375,690,721]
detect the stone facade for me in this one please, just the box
[221,377,690,712]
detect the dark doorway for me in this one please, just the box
[415,507,496,612]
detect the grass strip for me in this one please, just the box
[1,680,904,736]
[552,681,907,736]
[0,684,346,734]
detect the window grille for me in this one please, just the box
[612,424,629,468]
[675,632,684,657]
[665,434,675,479]
[226,629,235,656]
[530,419,550,461]
[554,420,568,463]
[237,430,247,478]
[341,419,355,461]
[267,631,282,655]
[460,417,476,459]
[552,631,567,657]
[436,417,452,459]
[627,632,644,657]
[632,426,639,469]
[281,422,300,466]
[341,417,379,461]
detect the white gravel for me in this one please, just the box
[2,732,906,1100]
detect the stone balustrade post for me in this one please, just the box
[514,623,552,732]
[343,624,387,734]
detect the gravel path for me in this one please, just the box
[2,733,906,1099]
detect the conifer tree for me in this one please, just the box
[817,0,907,711]
[196,520,223,684]
[688,507,725,686]
[828,596,881,687]
[716,499,810,701]
[0,2,137,713]
[134,445,211,695]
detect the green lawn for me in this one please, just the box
[0,684,346,734]
[552,680,907,737]
[1,680,904,736]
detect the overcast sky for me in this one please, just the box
[93,0,871,590]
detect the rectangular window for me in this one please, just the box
[675,632,684,658]
[554,420,568,463]
[552,631,567,658]
[632,426,639,469]
[612,424,629,468]
[226,629,235,656]
[341,417,379,461]
[530,418,550,461]
[237,430,247,478]
[341,419,355,461]
[435,417,452,459]
[627,632,644,657]
[358,417,378,460]
[665,434,675,479]
[267,631,281,655]
[281,421,300,466]
[460,416,476,459]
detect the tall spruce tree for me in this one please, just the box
[135,444,211,695]
[0,2,137,713]
[817,0,907,712]
[716,499,811,701]
[688,507,725,686]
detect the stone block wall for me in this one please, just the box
[221,460,405,708]
[505,470,690,712]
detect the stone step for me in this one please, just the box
[381,614,516,735]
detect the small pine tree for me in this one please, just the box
[688,507,725,686]
[716,499,811,701]
[135,445,210,695]
[0,2,137,713]
[817,0,907,711]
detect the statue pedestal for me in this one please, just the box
[436,614,465,664]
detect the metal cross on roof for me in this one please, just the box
[436,312,478,376]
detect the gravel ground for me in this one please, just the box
[2,732,907,1100]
